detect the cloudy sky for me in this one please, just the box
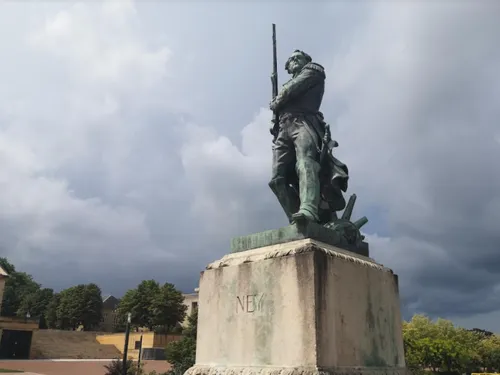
[0,0,499,330]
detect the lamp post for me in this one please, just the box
[122,312,131,375]
[137,334,143,371]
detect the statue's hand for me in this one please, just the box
[269,99,278,112]
[269,124,275,136]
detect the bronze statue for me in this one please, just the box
[268,24,367,248]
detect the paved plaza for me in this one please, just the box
[0,360,171,375]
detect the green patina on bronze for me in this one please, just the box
[267,25,369,252]
[231,221,369,257]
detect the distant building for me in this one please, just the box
[182,288,199,327]
[99,295,120,332]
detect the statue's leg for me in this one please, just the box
[290,121,321,223]
[269,128,300,224]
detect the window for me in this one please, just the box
[191,302,198,310]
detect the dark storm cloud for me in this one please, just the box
[1,0,500,330]
[179,0,500,326]
[340,1,500,323]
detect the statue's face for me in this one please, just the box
[286,52,308,75]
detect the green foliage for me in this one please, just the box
[151,283,187,332]
[103,358,143,375]
[56,283,103,330]
[117,280,186,332]
[16,287,54,323]
[0,257,15,274]
[45,293,61,329]
[81,283,104,330]
[0,257,40,317]
[117,280,161,330]
[478,335,500,372]
[183,307,198,339]
[403,314,500,374]
[0,258,105,330]
[165,308,198,375]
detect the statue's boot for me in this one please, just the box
[292,157,320,224]
[268,177,300,224]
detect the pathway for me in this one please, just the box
[0,360,171,375]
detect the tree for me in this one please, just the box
[166,307,198,375]
[0,257,15,274]
[17,288,54,329]
[56,283,103,330]
[151,283,187,332]
[0,258,104,331]
[0,258,40,317]
[478,335,500,372]
[117,280,161,330]
[471,328,494,338]
[57,285,84,330]
[403,314,483,374]
[117,280,187,332]
[17,288,54,318]
[45,293,61,329]
[81,283,103,331]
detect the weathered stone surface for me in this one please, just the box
[185,365,407,375]
[230,223,369,256]
[210,239,375,271]
[191,239,406,375]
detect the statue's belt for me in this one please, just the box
[279,111,323,121]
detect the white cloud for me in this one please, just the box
[0,0,177,281]
[28,1,170,89]
[1,0,499,330]
[177,1,500,323]
[180,108,275,236]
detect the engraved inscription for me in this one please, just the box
[236,293,264,313]
[237,296,245,311]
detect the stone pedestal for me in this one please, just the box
[185,237,406,375]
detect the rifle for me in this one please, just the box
[270,23,279,143]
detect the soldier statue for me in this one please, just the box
[268,48,349,226]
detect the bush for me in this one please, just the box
[104,358,143,375]
[165,337,196,375]
[165,308,198,375]
[402,314,500,374]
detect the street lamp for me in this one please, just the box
[122,312,131,375]
[137,334,143,371]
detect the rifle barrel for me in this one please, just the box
[272,24,278,98]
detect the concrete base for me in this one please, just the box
[185,365,405,375]
[186,239,406,375]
